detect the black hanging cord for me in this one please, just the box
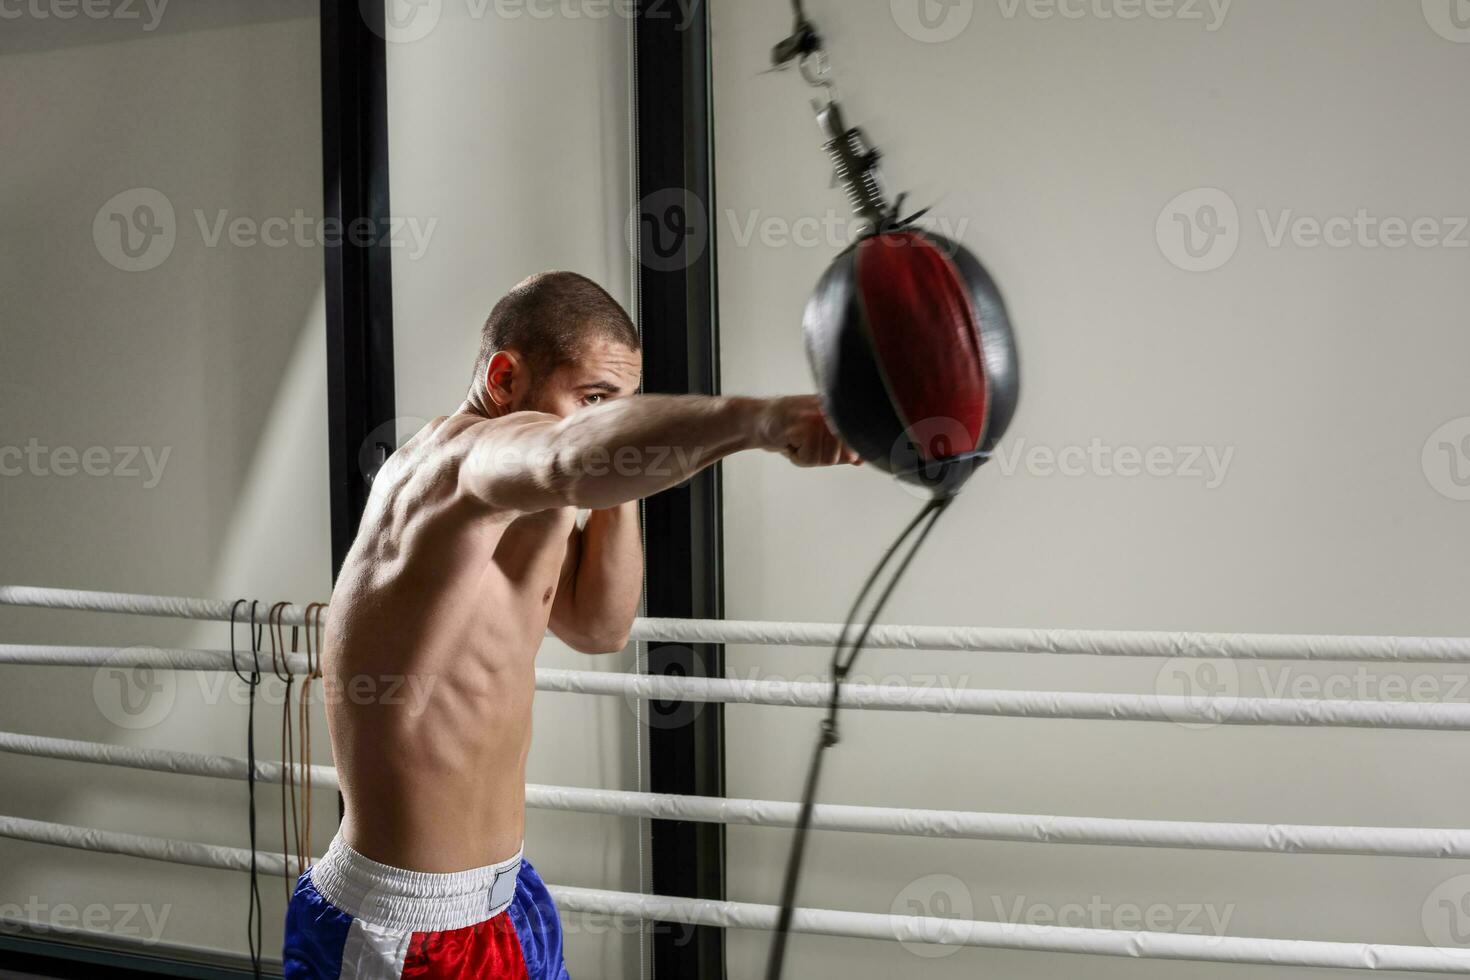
[230,600,265,980]
[764,494,954,979]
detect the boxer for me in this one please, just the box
[283,271,856,978]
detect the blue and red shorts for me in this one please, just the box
[284,835,568,979]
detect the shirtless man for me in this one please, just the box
[283,272,856,979]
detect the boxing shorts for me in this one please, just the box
[284,834,568,979]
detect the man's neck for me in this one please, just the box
[457,388,505,421]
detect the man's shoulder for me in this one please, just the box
[412,411,558,456]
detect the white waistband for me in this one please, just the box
[309,834,523,933]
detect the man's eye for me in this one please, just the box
[583,394,605,406]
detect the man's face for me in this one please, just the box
[522,336,642,418]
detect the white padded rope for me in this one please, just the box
[4,731,1469,860]
[0,644,311,674]
[552,887,1470,973]
[8,643,1470,730]
[0,731,339,790]
[6,585,1470,663]
[536,667,1470,731]
[635,618,1470,664]
[0,586,317,627]
[0,814,290,877]
[526,783,1470,860]
[6,643,1470,731]
[2,815,1468,973]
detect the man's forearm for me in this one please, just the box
[569,503,642,649]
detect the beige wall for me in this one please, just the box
[382,3,643,977]
[0,1,332,967]
[6,1,1467,977]
[712,0,1470,978]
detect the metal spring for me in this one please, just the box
[826,128,888,225]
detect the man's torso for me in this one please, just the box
[324,414,574,872]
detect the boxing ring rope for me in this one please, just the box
[6,642,1470,732]
[7,584,1470,663]
[7,584,1470,971]
[4,729,1469,860]
[3,815,1470,974]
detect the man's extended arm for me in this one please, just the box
[459,393,854,514]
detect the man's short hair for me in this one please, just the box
[475,271,638,386]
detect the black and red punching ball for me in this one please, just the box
[799,102,1019,497]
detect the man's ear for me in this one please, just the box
[484,351,523,408]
